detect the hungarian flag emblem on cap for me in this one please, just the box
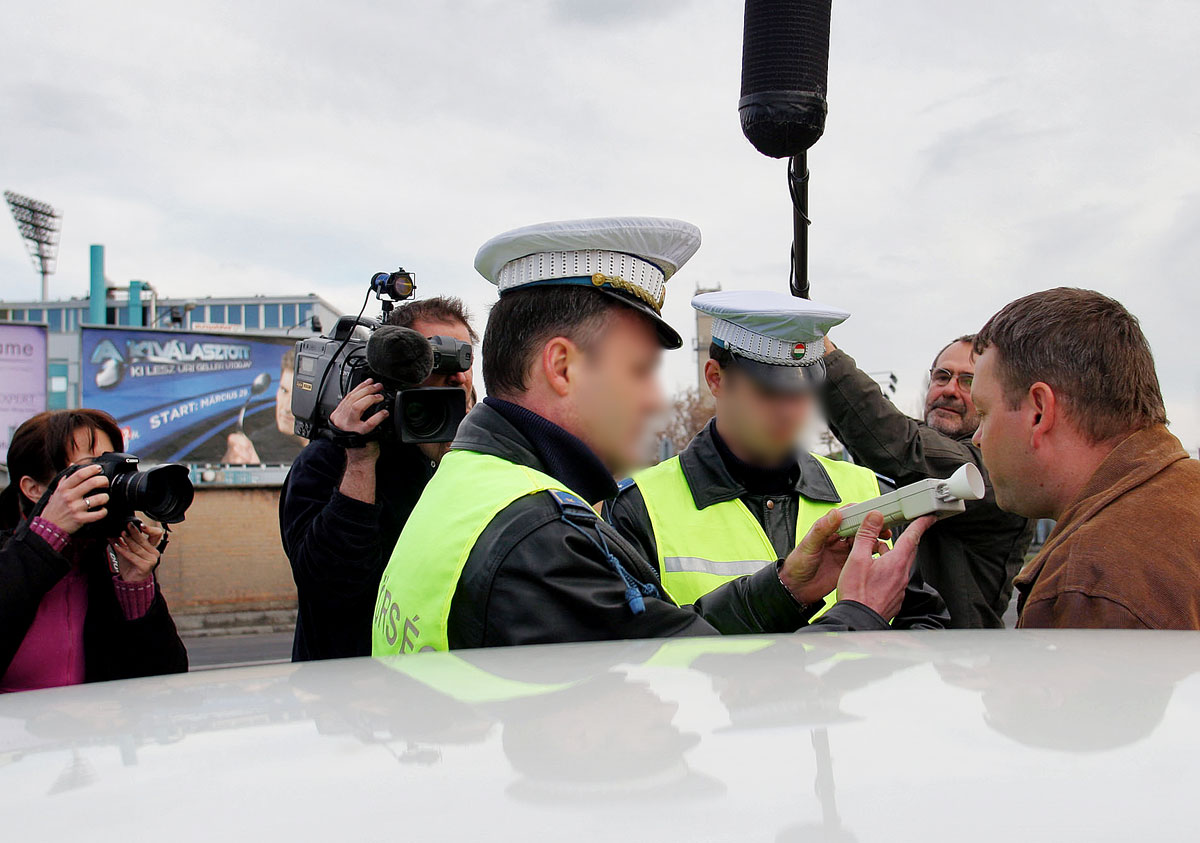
[791,343,806,360]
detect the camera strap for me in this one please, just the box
[27,464,77,521]
[318,426,372,450]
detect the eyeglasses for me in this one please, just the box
[930,368,974,390]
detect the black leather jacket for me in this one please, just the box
[605,421,949,630]
[281,439,435,661]
[444,403,894,648]
[0,523,188,683]
[821,348,1034,628]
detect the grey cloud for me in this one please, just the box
[1153,193,1200,286]
[918,112,1067,179]
[917,76,1010,117]
[1,82,130,135]
[1019,203,1131,280]
[549,0,694,27]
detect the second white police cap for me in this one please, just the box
[693,290,850,392]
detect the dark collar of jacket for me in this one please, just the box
[378,439,436,490]
[679,419,842,510]
[1015,423,1189,595]
[453,398,618,504]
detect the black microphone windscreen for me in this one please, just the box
[366,326,434,387]
[739,0,832,158]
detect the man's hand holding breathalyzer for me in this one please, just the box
[782,508,936,622]
[782,508,888,606]
[837,512,936,622]
[330,378,389,504]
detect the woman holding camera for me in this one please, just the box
[0,409,187,693]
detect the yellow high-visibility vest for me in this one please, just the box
[632,454,880,612]
[372,449,573,655]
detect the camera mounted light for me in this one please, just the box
[370,268,417,302]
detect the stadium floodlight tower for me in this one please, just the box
[4,190,62,301]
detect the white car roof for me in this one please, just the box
[3,630,1199,840]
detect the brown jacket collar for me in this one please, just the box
[1015,424,1188,594]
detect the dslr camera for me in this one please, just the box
[51,453,194,538]
[290,268,472,445]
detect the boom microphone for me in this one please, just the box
[365,326,434,387]
[739,0,832,159]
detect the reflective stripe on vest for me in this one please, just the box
[633,454,881,613]
[372,450,573,656]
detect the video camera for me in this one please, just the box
[50,453,194,539]
[290,268,472,445]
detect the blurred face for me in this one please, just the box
[567,308,665,475]
[710,362,813,465]
[275,366,296,436]
[925,341,979,437]
[971,348,1042,516]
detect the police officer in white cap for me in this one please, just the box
[373,221,935,654]
[609,290,947,629]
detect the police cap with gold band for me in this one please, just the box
[474,216,702,349]
[694,289,850,393]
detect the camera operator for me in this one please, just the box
[280,296,477,661]
[0,410,188,693]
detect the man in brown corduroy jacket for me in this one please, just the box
[970,287,1200,629]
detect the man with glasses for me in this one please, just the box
[818,334,1034,628]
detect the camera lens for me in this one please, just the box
[403,395,450,440]
[125,465,195,524]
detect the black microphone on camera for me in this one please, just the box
[739,0,832,159]
[365,326,434,387]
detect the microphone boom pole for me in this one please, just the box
[789,153,811,299]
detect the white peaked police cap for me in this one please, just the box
[474,217,702,349]
[693,290,850,393]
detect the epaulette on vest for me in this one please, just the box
[547,488,596,519]
[615,477,637,494]
[549,487,659,615]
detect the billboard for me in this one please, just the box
[81,326,307,466]
[0,324,48,459]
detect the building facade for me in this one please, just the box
[0,291,341,410]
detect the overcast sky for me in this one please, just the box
[2,0,1198,451]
